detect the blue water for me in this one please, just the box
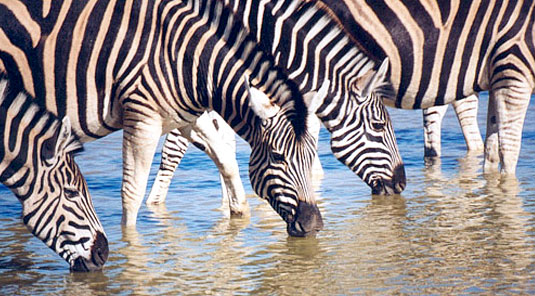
[1,93,535,295]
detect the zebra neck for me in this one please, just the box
[0,85,51,200]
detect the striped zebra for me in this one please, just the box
[320,0,535,174]
[0,0,347,236]
[0,75,108,271]
[150,0,408,198]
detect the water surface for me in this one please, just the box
[1,93,535,295]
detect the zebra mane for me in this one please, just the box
[215,2,311,140]
[278,72,309,141]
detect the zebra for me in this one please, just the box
[0,0,355,236]
[316,0,485,159]
[148,0,408,200]
[0,74,108,271]
[319,0,535,175]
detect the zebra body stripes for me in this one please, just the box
[321,0,535,174]
[0,75,108,271]
[0,0,339,236]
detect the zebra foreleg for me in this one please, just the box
[423,105,448,158]
[484,92,500,173]
[146,131,189,205]
[121,109,163,227]
[452,94,484,153]
[484,87,531,175]
[180,113,250,217]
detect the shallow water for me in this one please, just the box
[1,93,535,295]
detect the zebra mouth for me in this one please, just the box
[371,165,406,195]
[70,232,108,272]
[287,221,321,237]
[286,201,324,237]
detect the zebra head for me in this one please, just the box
[0,78,108,271]
[246,79,327,237]
[326,59,406,195]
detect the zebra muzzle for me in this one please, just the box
[70,231,109,272]
[286,201,324,237]
[371,164,406,195]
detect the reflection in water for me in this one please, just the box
[1,94,535,294]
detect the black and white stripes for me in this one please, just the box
[0,0,329,236]
[0,75,107,271]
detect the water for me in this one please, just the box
[1,93,535,295]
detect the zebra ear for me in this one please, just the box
[60,117,84,155]
[303,80,329,138]
[246,77,281,120]
[51,117,83,156]
[303,79,329,115]
[355,58,391,99]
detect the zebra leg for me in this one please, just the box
[146,130,189,205]
[181,112,250,217]
[451,94,484,153]
[423,105,448,157]
[485,88,531,175]
[484,92,500,173]
[121,109,163,227]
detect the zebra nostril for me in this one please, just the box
[371,179,385,195]
[286,201,323,237]
[70,231,108,272]
[393,164,406,193]
[91,232,109,267]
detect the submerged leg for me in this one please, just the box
[121,104,162,227]
[485,87,531,175]
[183,112,250,217]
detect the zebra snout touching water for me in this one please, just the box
[327,60,406,195]
[0,76,108,271]
[246,79,327,237]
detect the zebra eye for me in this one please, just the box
[64,187,80,199]
[272,152,285,163]
[371,121,386,132]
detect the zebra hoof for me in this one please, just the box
[70,231,109,272]
[286,201,324,237]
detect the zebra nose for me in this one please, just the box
[393,164,406,193]
[70,231,108,272]
[287,201,324,237]
[371,164,406,195]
